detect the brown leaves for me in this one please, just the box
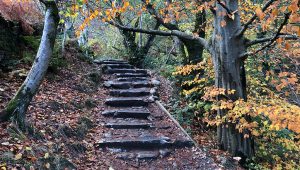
[255,7,265,20]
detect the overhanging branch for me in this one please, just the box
[246,34,299,47]
[109,21,210,51]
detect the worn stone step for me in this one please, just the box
[97,136,193,148]
[105,97,148,107]
[102,109,150,119]
[105,69,148,74]
[116,77,150,82]
[102,64,134,70]
[104,81,152,89]
[104,121,153,129]
[115,73,150,78]
[95,60,128,65]
[109,88,156,97]
[114,149,172,160]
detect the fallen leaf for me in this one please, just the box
[15,153,22,160]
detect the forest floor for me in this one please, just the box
[0,45,241,169]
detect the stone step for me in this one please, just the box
[116,151,159,160]
[109,88,156,97]
[97,136,193,148]
[104,81,152,89]
[102,64,134,70]
[115,149,172,160]
[115,73,150,78]
[95,60,128,65]
[102,109,150,119]
[105,69,148,74]
[105,97,148,107]
[104,121,153,129]
[116,77,150,82]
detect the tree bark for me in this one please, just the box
[0,1,59,127]
[181,10,206,64]
[211,0,254,158]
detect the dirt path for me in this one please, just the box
[93,59,219,169]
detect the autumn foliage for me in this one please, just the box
[173,49,300,168]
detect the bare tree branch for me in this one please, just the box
[240,12,292,58]
[247,34,299,47]
[237,0,277,37]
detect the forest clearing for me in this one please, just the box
[0,0,299,169]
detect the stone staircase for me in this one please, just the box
[94,59,218,169]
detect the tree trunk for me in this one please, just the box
[0,1,59,127]
[211,0,254,158]
[62,20,75,53]
[181,10,206,64]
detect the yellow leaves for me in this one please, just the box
[255,7,265,20]
[124,1,130,8]
[202,86,236,101]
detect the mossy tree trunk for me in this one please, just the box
[211,0,253,158]
[116,15,160,68]
[181,10,206,65]
[0,1,59,128]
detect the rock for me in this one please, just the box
[151,79,161,86]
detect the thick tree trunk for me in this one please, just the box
[211,1,254,158]
[0,1,59,127]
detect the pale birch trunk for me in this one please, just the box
[0,1,59,128]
